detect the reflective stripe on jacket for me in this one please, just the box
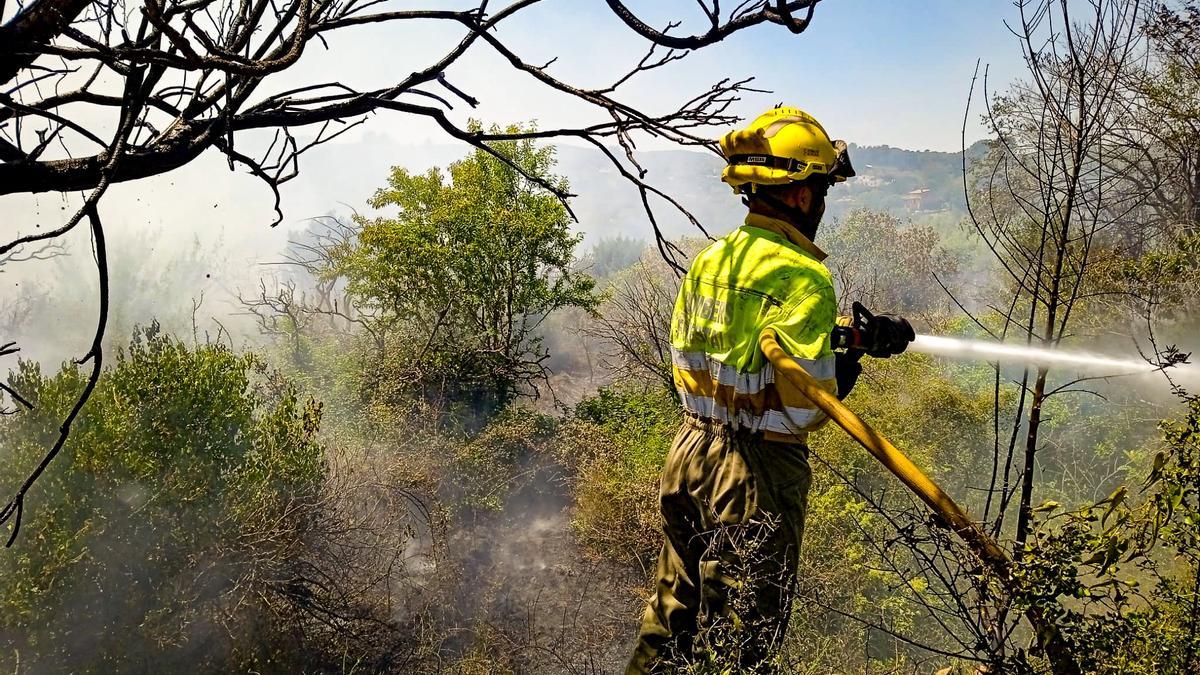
[670,212,839,444]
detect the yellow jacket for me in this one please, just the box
[670,212,840,444]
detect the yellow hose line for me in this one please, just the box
[759,329,1009,574]
[759,329,1078,670]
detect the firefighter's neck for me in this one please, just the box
[748,195,819,244]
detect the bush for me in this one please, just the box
[0,325,326,673]
[558,386,679,567]
[1004,395,1200,674]
[446,407,558,513]
[780,351,1003,673]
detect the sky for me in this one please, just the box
[2,0,1034,362]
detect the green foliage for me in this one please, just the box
[574,386,679,469]
[778,352,1001,671]
[1091,233,1200,324]
[446,407,557,513]
[558,386,679,565]
[0,325,325,672]
[586,235,646,279]
[333,122,598,413]
[836,352,1001,492]
[1006,396,1200,674]
[823,208,960,317]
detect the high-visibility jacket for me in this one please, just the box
[670,212,840,444]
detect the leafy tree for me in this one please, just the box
[822,208,960,320]
[333,124,598,414]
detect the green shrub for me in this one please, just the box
[782,352,1002,673]
[447,407,558,513]
[0,325,325,673]
[1003,395,1200,675]
[559,386,679,566]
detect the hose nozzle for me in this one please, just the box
[831,301,914,358]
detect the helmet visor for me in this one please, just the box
[829,140,856,184]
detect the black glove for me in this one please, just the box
[863,311,915,358]
[834,351,863,400]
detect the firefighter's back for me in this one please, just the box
[668,216,839,442]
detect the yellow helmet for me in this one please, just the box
[719,106,855,190]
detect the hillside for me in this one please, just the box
[553,140,986,244]
[279,137,987,245]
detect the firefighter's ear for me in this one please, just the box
[790,182,814,211]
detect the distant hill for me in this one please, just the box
[835,141,988,217]
[555,141,988,244]
[282,134,989,245]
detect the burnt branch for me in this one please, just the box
[605,0,820,49]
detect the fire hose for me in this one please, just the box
[759,328,1080,674]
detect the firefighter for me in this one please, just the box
[626,106,914,673]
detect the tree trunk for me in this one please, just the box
[1014,367,1049,557]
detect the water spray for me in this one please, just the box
[830,302,1193,381]
[908,335,1156,374]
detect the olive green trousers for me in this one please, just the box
[626,416,812,674]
